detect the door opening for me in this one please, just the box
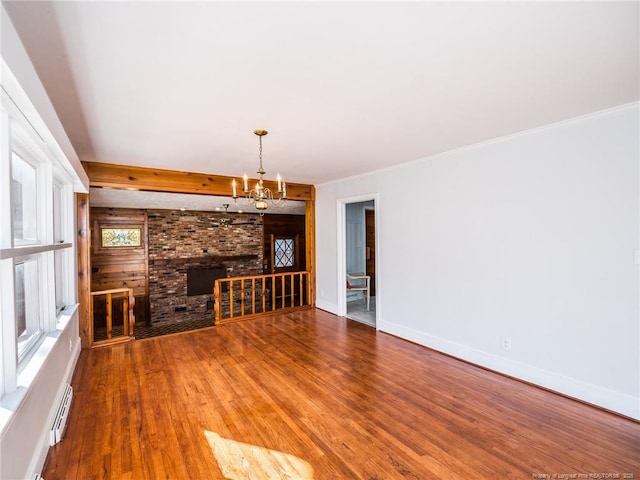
[342,199,377,327]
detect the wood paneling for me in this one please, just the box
[305,197,316,307]
[90,208,149,326]
[263,214,306,273]
[83,161,314,201]
[76,193,92,348]
[365,208,376,296]
[42,309,639,479]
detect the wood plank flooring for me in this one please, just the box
[43,309,639,479]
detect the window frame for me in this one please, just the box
[11,151,40,245]
[0,88,77,394]
[14,255,43,362]
[271,235,300,273]
[274,238,295,268]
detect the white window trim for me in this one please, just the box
[0,83,78,397]
[0,258,17,396]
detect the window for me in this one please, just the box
[15,258,42,360]
[274,238,295,268]
[53,181,70,315]
[0,84,78,397]
[54,250,66,316]
[11,152,38,244]
[14,263,26,340]
[53,181,62,242]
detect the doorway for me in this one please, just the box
[340,197,377,327]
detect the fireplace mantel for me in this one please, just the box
[149,254,259,267]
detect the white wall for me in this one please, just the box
[316,104,640,419]
[1,5,86,478]
[1,4,89,191]
[0,312,81,480]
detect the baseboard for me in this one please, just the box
[315,299,338,315]
[377,319,639,421]
[27,335,81,478]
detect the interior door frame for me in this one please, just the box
[337,193,379,324]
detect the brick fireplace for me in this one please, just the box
[147,210,263,325]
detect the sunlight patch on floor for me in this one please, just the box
[204,430,315,480]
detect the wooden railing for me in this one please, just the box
[90,287,135,346]
[214,271,311,324]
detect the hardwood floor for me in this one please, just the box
[43,309,639,479]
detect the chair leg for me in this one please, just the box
[366,287,370,311]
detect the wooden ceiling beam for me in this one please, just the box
[82,161,315,202]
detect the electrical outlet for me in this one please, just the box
[501,336,512,351]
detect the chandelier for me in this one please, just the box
[232,129,286,215]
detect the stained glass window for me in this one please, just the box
[274,238,294,268]
[101,227,142,247]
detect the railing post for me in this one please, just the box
[129,291,135,338]
[299,273,303,307]
[240,279,246,315]
[271,274,276,312]
[90,288,95,344]
[213,280,221,323]
[106,293,112,339]
[281,275,285,309]
[290,273,294,307]
[123,294,129,337]
[251,278,256,315]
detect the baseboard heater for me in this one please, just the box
[49,383,73,446]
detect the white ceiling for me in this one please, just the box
[4,1,639,187]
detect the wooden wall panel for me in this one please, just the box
[77,193,92,348]
[263,214,306,274]
[305,198,316,307]
[90,208,150,325]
